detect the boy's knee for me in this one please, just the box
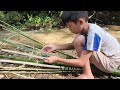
[73,35,85,46]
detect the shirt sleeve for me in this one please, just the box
[83,33,102,51]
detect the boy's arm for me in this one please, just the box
[57,50,92,67]
[56,43,74,50]
[45,50,92,67]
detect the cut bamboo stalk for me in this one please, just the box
[0,71,74,74]
[0,68,81,71]
[1,49,45,60]
[0,55,69,67]
[0,59,64,69]
[0,66,58,70]
[0,66,62,70]
[0,68,62,71]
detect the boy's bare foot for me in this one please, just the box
[73,74,94,79]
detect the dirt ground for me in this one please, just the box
[25,25,120,45]
[0,25,120,79]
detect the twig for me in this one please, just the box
[17,64,25,68]
[0,33,17,49]
[11,72,35,79]
[4,74,9,79]
[29,44,34,60]
[89,11,96,19]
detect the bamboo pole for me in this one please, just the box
[0,23,43,46]
[0,39,54,57]
[0,39,42,54]
[0,59,64,69]
[0,71,75,74]
[0,67,81,71]
[0,55,71,68]
[1,49,45,60]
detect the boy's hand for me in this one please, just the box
[44,56,59,64]
[41,45,57,53]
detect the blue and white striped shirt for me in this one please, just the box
[83,23,120,58]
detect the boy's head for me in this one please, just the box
[60,11,89,34]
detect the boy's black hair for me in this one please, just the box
[60,11,88,25]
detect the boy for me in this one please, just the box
[41,11,120,79]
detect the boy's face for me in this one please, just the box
[66,18,85,34]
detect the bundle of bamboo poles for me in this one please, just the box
[0,20,82,78]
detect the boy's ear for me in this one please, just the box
[78,18,84,25]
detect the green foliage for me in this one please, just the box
[0,11,120,29]
[25,14,41,27]
[0,11,24,25]
[1,11,120,31]
[0,11,5,19]
[0,11,62,31]
[25,12,61,30]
